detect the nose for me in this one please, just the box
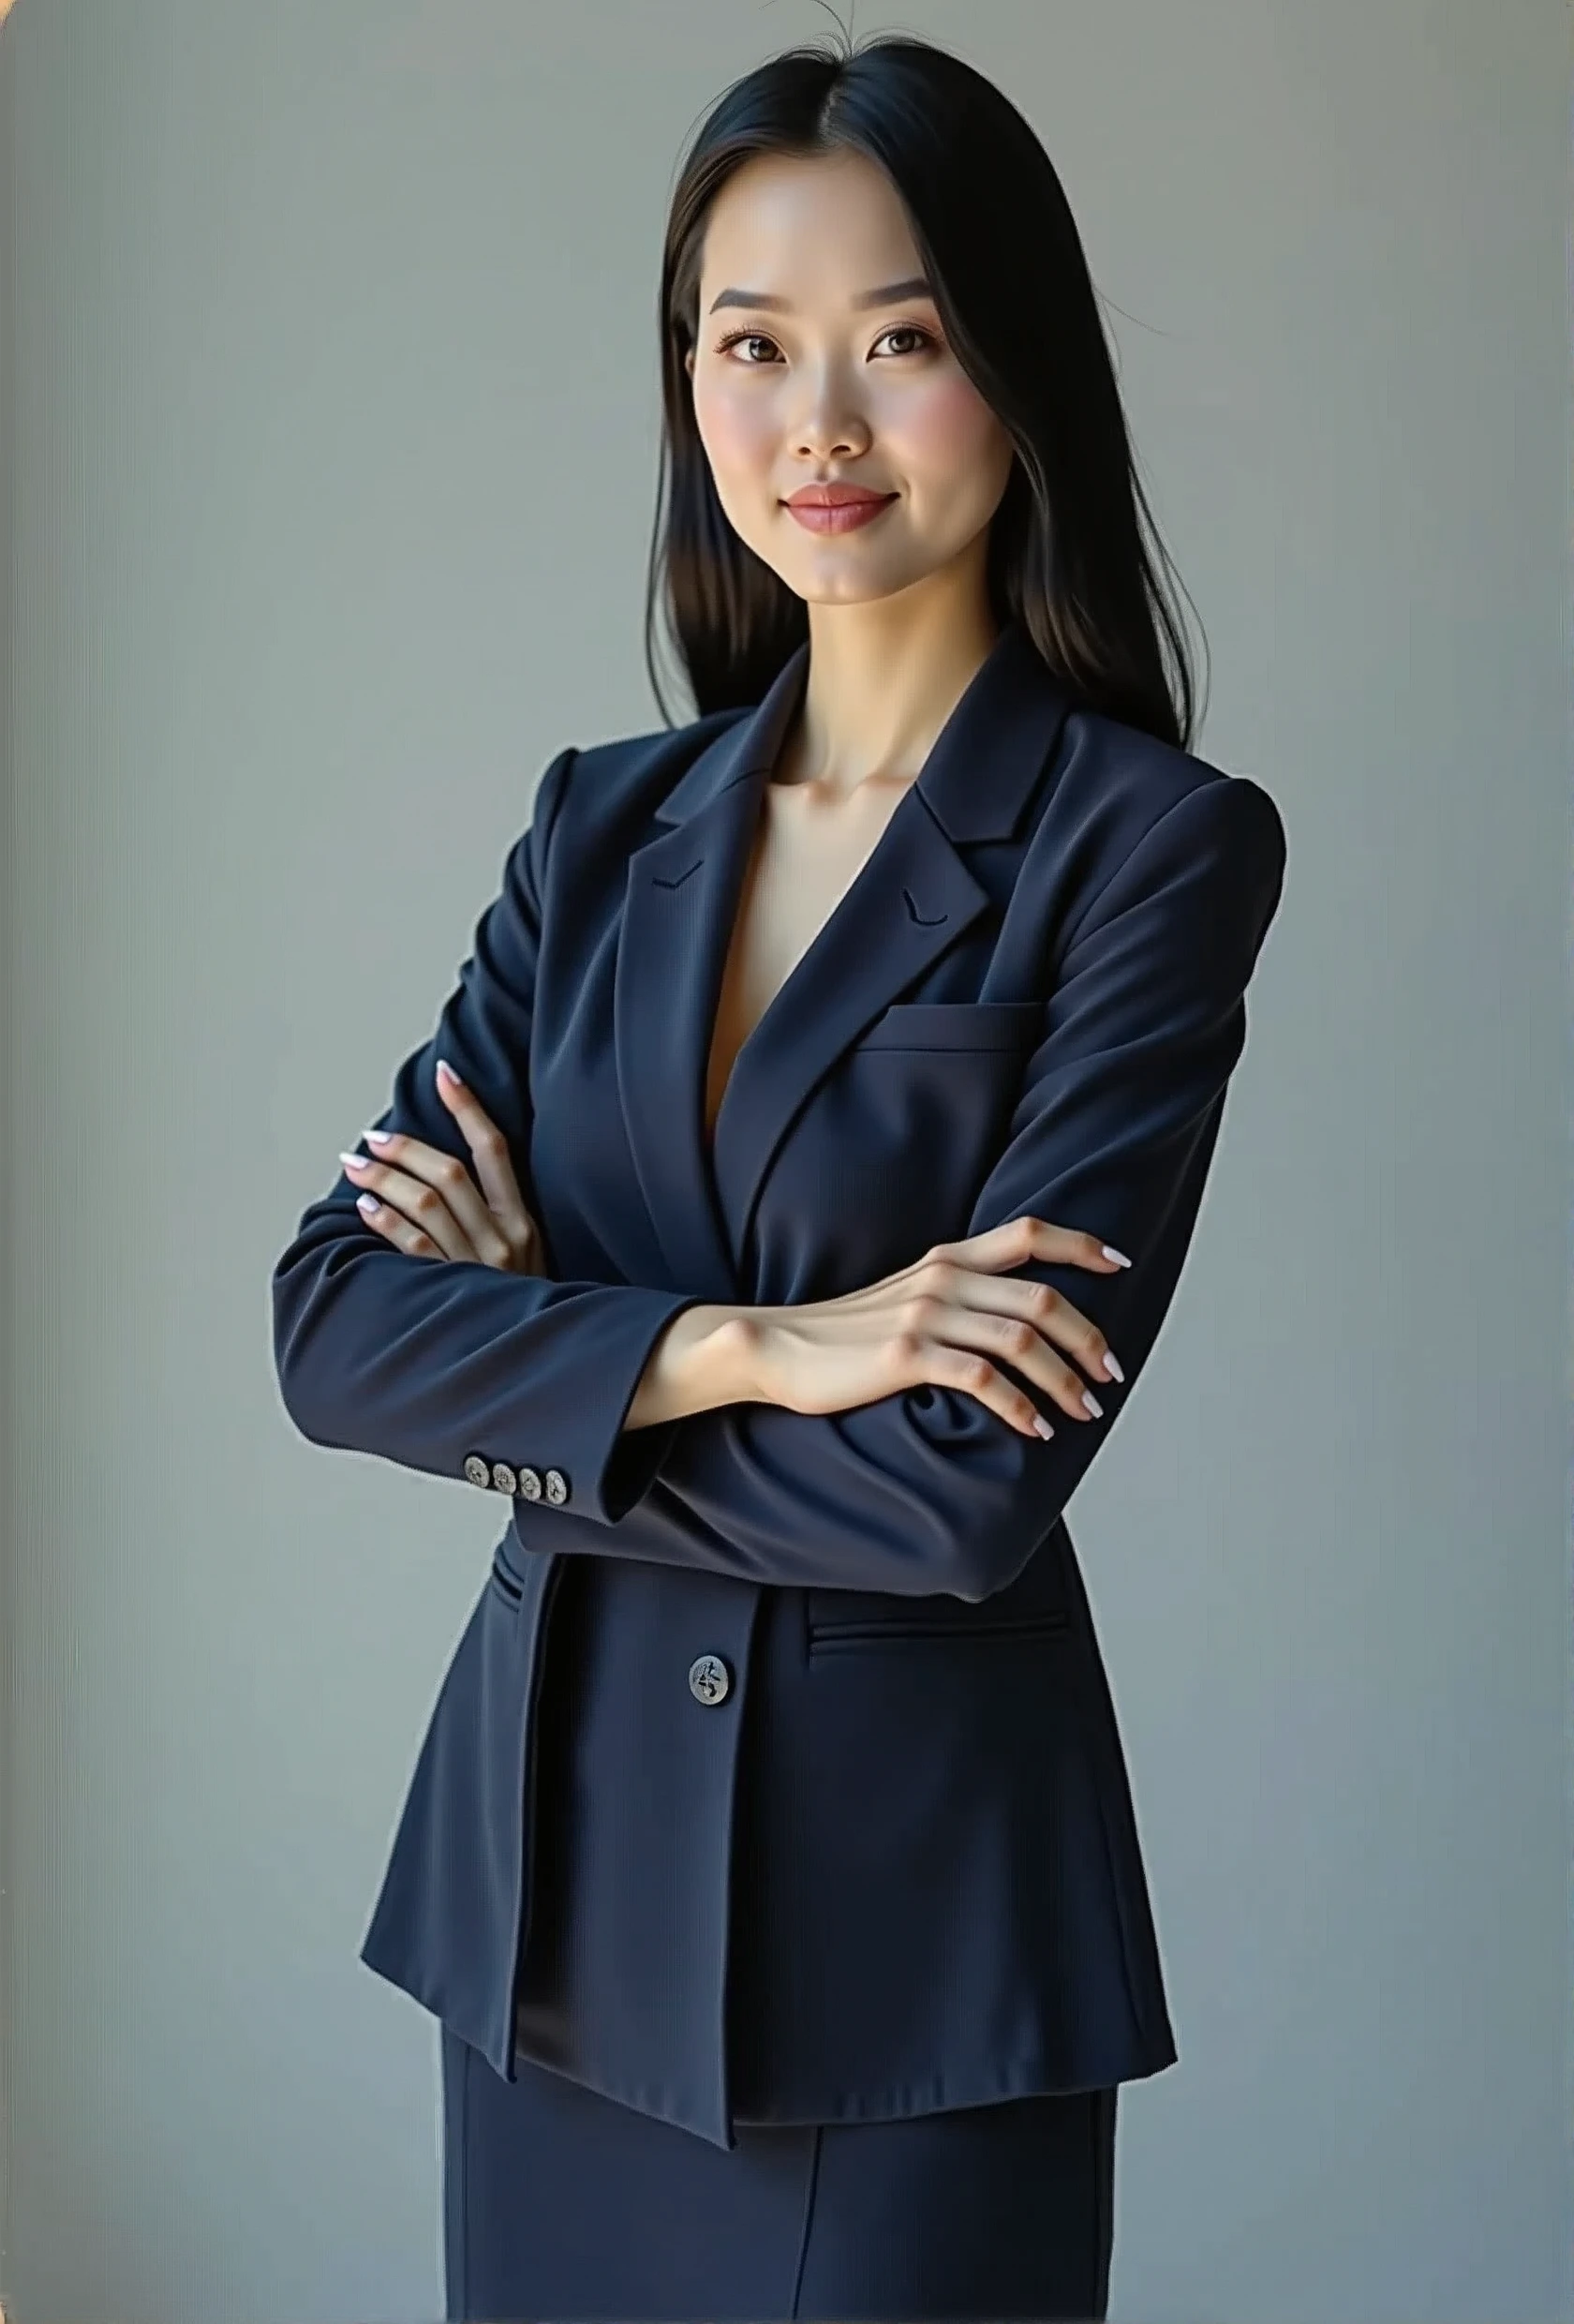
[792,361,871,462]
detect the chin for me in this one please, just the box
[778,541,920,598]
[791,572,913,608]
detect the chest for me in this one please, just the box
[526,752,1051,1306]
[703,782,907,1144]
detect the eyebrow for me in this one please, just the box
[706,274,934,315]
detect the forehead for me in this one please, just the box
[697,150,921,292]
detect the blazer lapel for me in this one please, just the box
[613,620,1073,1300]
[614,648,804,1302]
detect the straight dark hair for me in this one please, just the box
[643,27,1207,752]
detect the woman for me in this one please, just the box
[273,27,1286,2322]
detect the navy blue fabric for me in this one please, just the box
[273,618,1287,2152]
[442,2025,1118,2322]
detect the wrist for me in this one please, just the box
[625,1302,772,1427]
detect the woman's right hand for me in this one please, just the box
[738,1216,1131,1441]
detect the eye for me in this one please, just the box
[712,329,782,365]
[872,322,938,358]
[709,321,941,365]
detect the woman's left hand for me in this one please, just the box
[338,1057,547,1275]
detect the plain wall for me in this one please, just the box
[1,1,1568,2317]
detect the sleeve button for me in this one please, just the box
[516,1467,543,1501]
[463,1453,492,1489]
[544,1468,570,1505]
[490,1460,518,1496]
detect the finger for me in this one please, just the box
[352,1121,519,1268]
[918,1262,1124,1392]
[341,1153,476,1263]
[351,1188,451,1263]
[904,1299,1106,1426]
[897,1336,1057,1442]
[432,1061,539,1239]
[933,1216,1132,1274]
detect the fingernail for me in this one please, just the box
[355,1193,379,1215]
[1102,1245,1131,1267]
[1032,1414,1055,1439]
[437,1058,461,1086]
[339,1150,367,1170]
[1082,1390,1104,1419]
[365,1128,393,1146]
[1103,1351,1124,1381]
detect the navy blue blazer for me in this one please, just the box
[272,618,1286,2153]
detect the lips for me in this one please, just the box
[783,484,898,535]
[784,484,894,507]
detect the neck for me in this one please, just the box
[782,577,1001,804]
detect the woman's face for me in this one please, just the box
[685,148,1016,608]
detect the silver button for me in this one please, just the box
[490,1460,518,1496]
[515,1467,543,1502]
[463,1453,492,1489]
[688,1652,731,1706]
[543,1467,570,1506]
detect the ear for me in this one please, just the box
[684,347,694,380]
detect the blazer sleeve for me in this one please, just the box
[270,743,705,1527]
[524,772,1287,1599]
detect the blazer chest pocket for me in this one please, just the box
[856,1000,1044,1053]
[819,1001,1043,1264]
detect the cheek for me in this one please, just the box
[893,378,1008,498]
[693,377,776,480]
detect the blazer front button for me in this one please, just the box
[490,1460,518,1497]
[515,1467,543,1501]
[463,1453,493,1489]
[543,1468,569,1505]
[688,1652,731,1706]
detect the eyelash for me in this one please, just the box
[710,322,939,365]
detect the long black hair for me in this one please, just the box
[643,26,1207,752]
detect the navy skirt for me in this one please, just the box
[441,2028,1117,2322]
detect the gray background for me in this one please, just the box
[1,1,1568,2317]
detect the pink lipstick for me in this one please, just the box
[783,484,898,534]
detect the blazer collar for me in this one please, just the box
[655,616,1069,842]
